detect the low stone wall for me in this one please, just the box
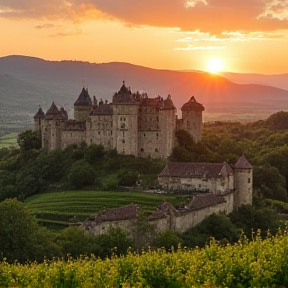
[85,192,235,236]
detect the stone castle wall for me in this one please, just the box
[86,192,235,237]
[36,84,203,159]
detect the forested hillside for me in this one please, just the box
[1,111,288,263]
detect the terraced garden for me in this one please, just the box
[0,133,18,148]
[25,190,184,229]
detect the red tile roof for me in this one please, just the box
[159,162,232,179]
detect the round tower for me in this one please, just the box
[180,96,204,142]
[233,155,253,210]
[74,87,92,121]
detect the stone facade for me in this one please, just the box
[81,155,252,236]
[34,82,204,159]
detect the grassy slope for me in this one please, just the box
[25,190,183,229]
[0,133,18,148]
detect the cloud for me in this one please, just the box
[35,24,56,29]
[1,0,288,35]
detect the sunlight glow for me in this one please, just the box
[206,57,224,73]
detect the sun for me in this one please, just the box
[206,57,224,74]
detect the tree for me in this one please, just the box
[181,213,240,248]
[0,198,38,262]
[55,226,93,258]
[93,227,133,258]
[153,230,182,251]
[229,205,281,238]
[84,144,105,164]
[17,130,41,151]
[68,160,95,189]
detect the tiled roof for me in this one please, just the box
[186,194,226,210]
[159,162,232,179]
[74,87,92,106]
[95,204,137,223]
[45,102,66,120]
[234,155,253,169]
[33,107,45,119]
[148,210,167,220]
[181,96,204,112]
[148,201,178,220]
[112,82,138,104]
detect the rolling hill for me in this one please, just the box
[1,55,288,134]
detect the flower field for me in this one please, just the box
[1,231,288,288]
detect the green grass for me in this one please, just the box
[25,190,183,229]
[0,133,18,148]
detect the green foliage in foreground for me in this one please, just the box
[1,231,288,288]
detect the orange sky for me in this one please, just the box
[1,0,288,74]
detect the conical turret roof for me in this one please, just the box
[163,95,175,109]
[235,155,253,169]
[181,96,204,112]
[45,102,65,120]
[33,107,45,119]
[74,87,92,106]
[112,81,137,104]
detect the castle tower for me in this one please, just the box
[233,155,253,210]
[33,106,45,135]
[111,81,139,155]
[42,102,67,150]
[158,95,176,159]
[74,87,92,121]
[179,96,204,142]
[137,95,176,159]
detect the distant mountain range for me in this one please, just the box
[0,55,288,134]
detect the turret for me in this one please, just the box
[74,87,92,121]
[33,106,45,134]
[233,155,253,210]
[42,102,66,150]
[180,96,204,142]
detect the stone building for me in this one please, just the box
[81,155,253,236]
[34,81,204,159]
[158,154,253,210]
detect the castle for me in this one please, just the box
[33,81,204,158]
[33,81,253,235]
[81,155,253,236]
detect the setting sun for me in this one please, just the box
[206,57,224,74]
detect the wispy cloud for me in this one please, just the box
[1,0,288,36]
